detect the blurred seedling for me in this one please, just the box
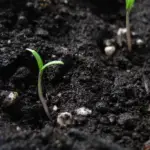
[27,48,64,119]
[126,0,135,51]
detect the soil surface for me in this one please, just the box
[0,0,150,150]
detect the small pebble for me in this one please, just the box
[57,112,73,127]
[16,126,21,131]
[53,105,58,111]
[108,114,116,124]
[117,28,127,46]
[57,93,62,97]
[104,46,116,56]
[96,102,108,114]
[117,28,127,36]
[75,107,92,116]
[18,15,28,25]
[2,92,18,108]
[136,39,144,46]
[7,40,11,44]
[104,39,115,46]
[117,113,139,129]
[35,28,49,37]
[26,2,34,8]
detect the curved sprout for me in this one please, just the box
[41,61,64,72]
[26,48,44,71]
[27,48,64,119]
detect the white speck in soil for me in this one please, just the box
[16,126,21,131]
[104,46,116,56]
[96,102,108,114]
[35,28,49,37]
[75,107,92,116]
[57,112,73,127]
[117,113,139,129]
[53,105,58,111]
[57,93,62,97]
[117,28,127,46]
[104,39,115,46]
[136,38,144,46]
[2,91,18,108]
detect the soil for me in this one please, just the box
[0,0,150,150]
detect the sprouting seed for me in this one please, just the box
[126,0,135,51]
[27,48,64,119]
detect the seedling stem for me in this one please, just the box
[126,0,135,51]
[27,48,64,119]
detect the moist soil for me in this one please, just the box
[0,0,150,150]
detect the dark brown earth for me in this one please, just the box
[0,0,150,150]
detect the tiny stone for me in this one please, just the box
[132,32,137,36]
[16,126,21,131]
[35,28,49,37]
[117,28,127,46]
[53,105,58,111]
[100,117,110,125]
[75,107,92,116]
[117,28,127,36]
[96,102,108,114]
[57,93,62,97]
[147,105,150,112]
[18,15,28,25]
[51,54,56,58]
[117,113,139,129]
[26,2,33,8]
[108,114,116,124]
[104,46,116,56]
[2,92,18,108]
[104,39,112,46]
[7,40,11,44]
[132,132,140,140]
[57,112,72,127]
[136,39,144,46]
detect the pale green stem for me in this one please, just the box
[126,11,132,51]
[38,71,51,120]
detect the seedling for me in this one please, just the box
[27,48,64,119]
[126,0,135,51]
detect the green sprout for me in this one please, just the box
[27,48,64,119]
[126,0,135,51]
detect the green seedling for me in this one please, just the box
[27,48,64,119]
[126,0,135,51]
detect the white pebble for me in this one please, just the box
[117,28,127,36]
[51,54,56,58]
[16,126,21,131]
[104,46,116,56]
[3,92,18,107]
[8,92,18,100]
[57,93,62,97]
[104,39,112,46]
[8,40,11,44]
[53,105,58,111]
[136,39,144,46]
[57,112,72,127]
[117,28,127,46]
[75,107,92,116]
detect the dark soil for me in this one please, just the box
[0,0,150,150]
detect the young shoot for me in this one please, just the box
[27,48,64,120]
[126,0,135,51]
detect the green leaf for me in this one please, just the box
[126,0,135,11]
[26,48,44,71]
[41,61,64,72]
